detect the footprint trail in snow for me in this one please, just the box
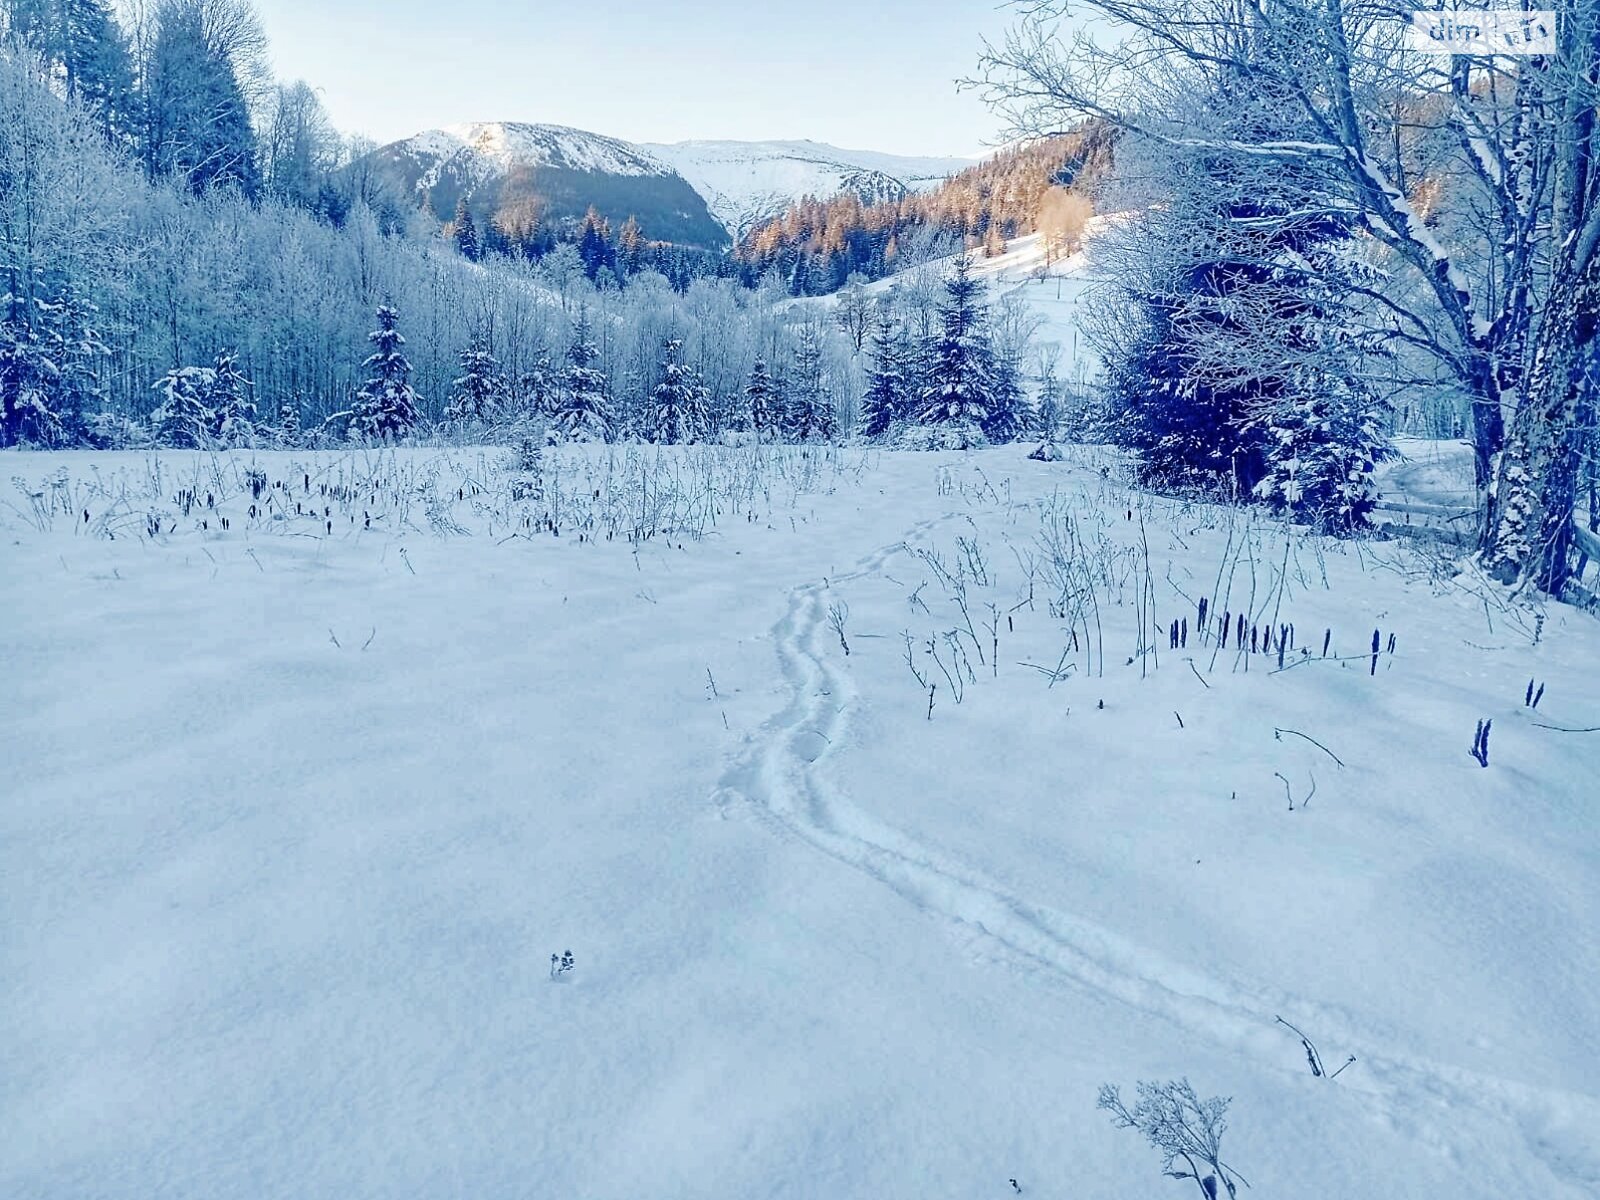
[714,516,1600,1196]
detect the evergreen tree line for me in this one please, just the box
[448,200,742,294]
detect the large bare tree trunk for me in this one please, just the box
[1483,257,1599,592]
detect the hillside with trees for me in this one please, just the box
[734,125,1114,295]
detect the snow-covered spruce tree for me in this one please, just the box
[141,0,260,198]
[277,399,302,447]
[151,365,216,448]
[452,197,480,262]
[987,292,1042,445]
[0,281,108,447]
[1033,356,1063,440]
[11,0,136,144]
[1178,204,1390,528]
[787,325,836,442]
[349,304,421,442]
[516,352,560,422]
[746,358,782,442]
[986,349,1028,445]
[860,314,911,441]
[910,253,994,448]
[1094,266,1267,495]
[445,336,507,426]
[649,337,708,444]
[45,286,108,442]
[1252,382,1390,532]
[1080,69,1389,519]
[0,312,62,446]
[208,352,258,446]
[550,307,612,442]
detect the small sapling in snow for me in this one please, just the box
[1525,679,1545,709]
[1274,1016,1355,1080]
[550,950,575,980]
[1470,719,1492,767]
[827,601,851,657]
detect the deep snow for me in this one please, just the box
[3,443,1598,1198]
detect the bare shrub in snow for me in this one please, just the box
[1098,1078,1248,1198]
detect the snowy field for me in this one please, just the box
[4,443,1599,1199]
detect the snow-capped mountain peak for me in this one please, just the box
[369,122,973,246]
[434,122,671,179]
[642,138,973,239]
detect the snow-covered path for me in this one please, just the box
[4,445,1598,1198]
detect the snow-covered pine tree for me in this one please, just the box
[860,315,910,441]
[151,366,216,448]
[37,286,107,445]
[452,197,480,262]
[1243,236,1393,531]
[208,352,257,446]
[349,304,421,441]
[578,209,615,281]
[143,0,260,198]
[61,0,134,142]
[746,358,781,441]
[445,336,507,425]
[516,352,559,421]
[912,254,994,447]
[787,326,836,442]
[0,280,112,447]
[984,348,1028,444]
[0,311,62,446]
[1034,360,1063,440]
[649,337,708,444]
[277,398,302,447]
[1253,382,1390,532]
[1101,287,1259,492]
[551,307,612,442]
[1101,186,1387,516]
[617,216,647,276]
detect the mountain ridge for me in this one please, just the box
[366,121,972,247]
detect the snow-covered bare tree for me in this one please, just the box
[834,273,875,354]
[259,80,341,212]
[978,0,1600,592]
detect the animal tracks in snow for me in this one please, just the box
[713,514,1600,1195]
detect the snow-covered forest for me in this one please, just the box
[4,2,1600,1198]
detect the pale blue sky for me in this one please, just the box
[254,0,1017,154]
